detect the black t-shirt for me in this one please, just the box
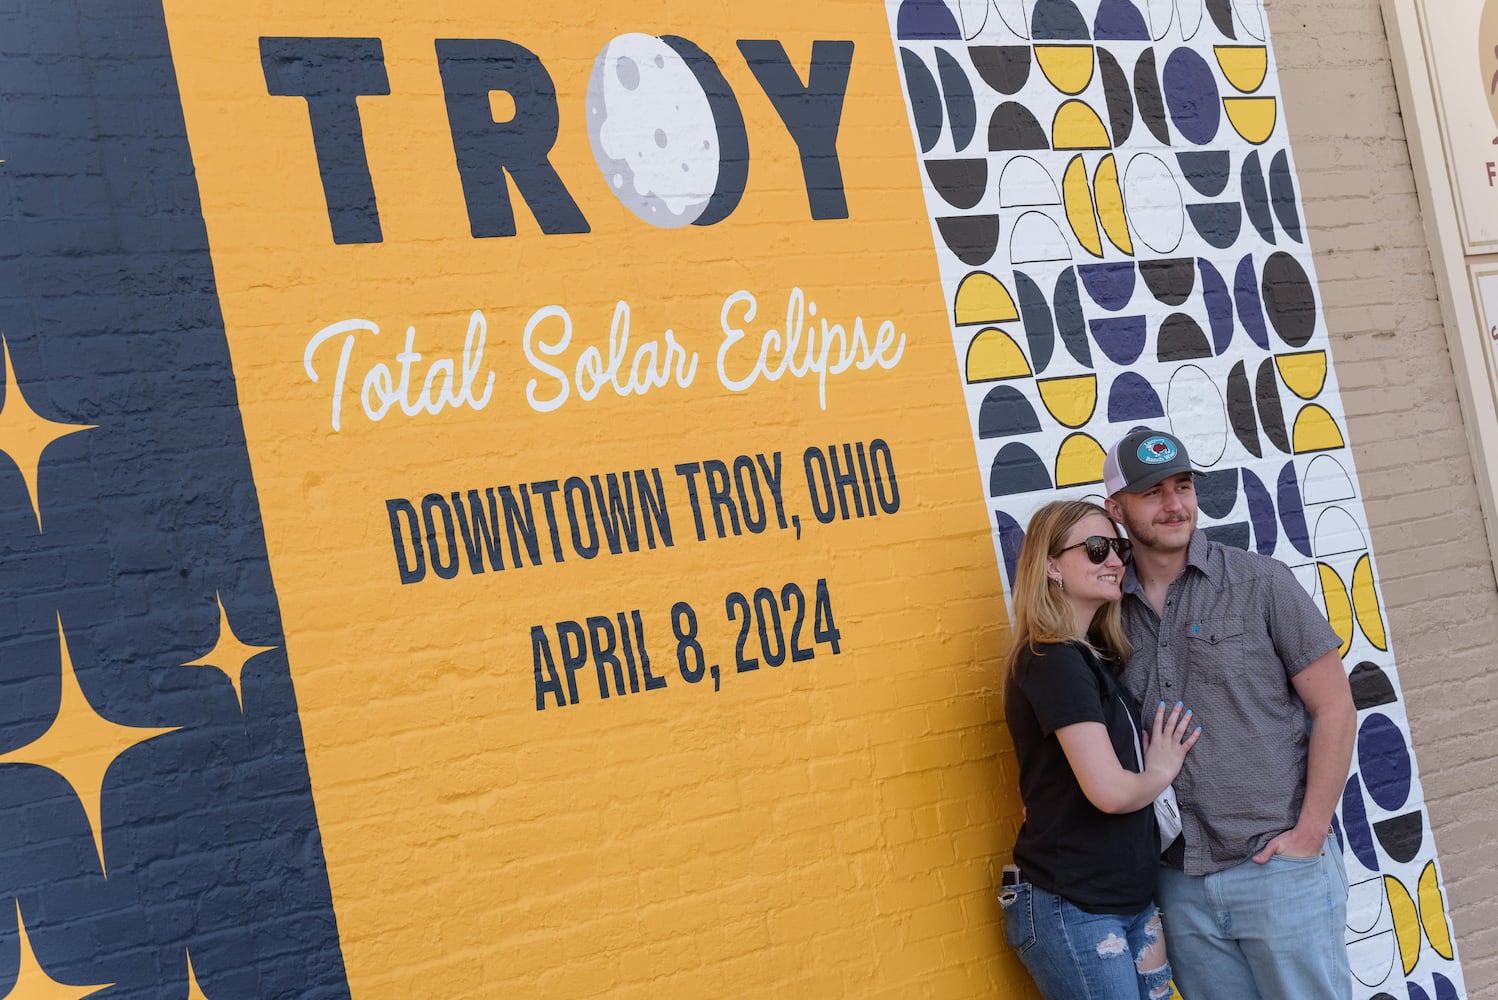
[1005,640,1159,914]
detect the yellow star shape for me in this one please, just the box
[0,335,95,529]
[0,617,178,872]
[185,951,211,999]
[7,900,114,997]
[182,595,277,712]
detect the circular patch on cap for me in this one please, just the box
[1136,435,1178,464]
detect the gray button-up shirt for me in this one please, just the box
[1118,531,1342,875]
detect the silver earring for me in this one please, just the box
[1055,577,1065,592]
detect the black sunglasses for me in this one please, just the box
[1055,535,1132,564]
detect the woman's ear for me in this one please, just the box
[1045,557,1062,585]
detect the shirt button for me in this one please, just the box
[1165,681,1173,689]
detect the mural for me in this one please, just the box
[0,2,347,996]
[886,0,1466,996]
[0,0,1469,998]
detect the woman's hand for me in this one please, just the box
[1142,701,1200,783]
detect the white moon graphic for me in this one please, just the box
[586,33,747,228]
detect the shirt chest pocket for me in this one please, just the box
[1184,616,1244,662]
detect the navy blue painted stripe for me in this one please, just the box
[0,1,350,995]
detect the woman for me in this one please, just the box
[1000,500,1200,999]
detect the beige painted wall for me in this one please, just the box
[1271,0,1498,993]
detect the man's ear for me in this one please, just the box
[1103,495,1122,521]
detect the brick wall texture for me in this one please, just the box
[0,0,1495,997]
[1272,0,1498,996]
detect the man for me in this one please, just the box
[1101,426,1357,1000]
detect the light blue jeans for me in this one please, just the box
[1001,881,1173,999]
[1156,837,1351,1000]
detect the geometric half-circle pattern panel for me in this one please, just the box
[888,1,1469,990]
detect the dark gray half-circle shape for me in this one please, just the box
[990,101,1051,150]
[991,442,1053,496]
[971,45,1033,95]
[1178,150,1231,196]
[1186,201,1243,249]
[901,48,944,153]
[1349,661,1398,711]
[1269,149,1304,243]
[1203,522,1250,550]
[1372,812,1423,865]
[978,385,1044,438]
[1195,467,1240,519]
[925,158,988,210]
[936,48,978,151]
[1157,313,1212,362]
[937,214,1001,266]
[1054,267,1093,367]
[1133,48,1171,145]
[1098,48,1135,146]
[1241,149,1276,244]
[1016,271,1057,374]
[1207,0,1238,39]
[1226,360,1262,458]
[1255,357,1291,454]
[1139,257,1195,305]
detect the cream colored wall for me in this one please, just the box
[1271,0,1498,993]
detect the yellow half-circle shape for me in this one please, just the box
[1418,861,1455,961]
[1063,155,1103,258]
[1275,351,1327,400]
[965,328,1031,383]
[1385,875,1421,976]
[1053,100,1111,150]
[955,272,1019,326]
[1223,96,1278,144]
[1351,554,1388,652]
[1215,46,1269,93]
[1038,375,1099,428]
[1055,433,1105,487]
[1036,44,1095,95]
[1292,404,1345,454]
[1093,154,1134,256]
[1317,562,1353,657]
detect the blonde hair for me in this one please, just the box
[1002,499,1132,680]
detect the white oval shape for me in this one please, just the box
[1165,363,1228,466]
[1123,152,1185,253]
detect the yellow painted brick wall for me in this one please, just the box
[0,0,1493,996]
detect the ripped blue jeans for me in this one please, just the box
[1001,881,1172,1000]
